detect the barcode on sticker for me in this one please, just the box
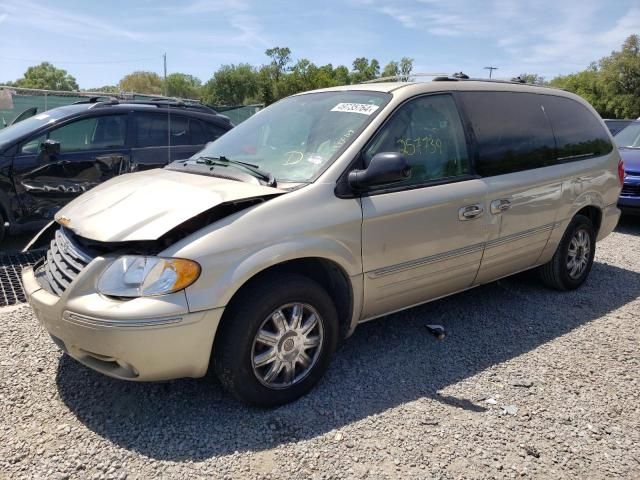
[331,103,380,115]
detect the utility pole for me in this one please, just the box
[163,53,167,96]
[484,66,498,79]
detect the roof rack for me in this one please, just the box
[432,72,558,89]
[73,96,118,105]
[361,72,448,84]
[84,98,219,115]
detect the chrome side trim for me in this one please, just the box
[368,221,558,279]
[485,222,555,249]
[367,241,485,279]
[62,311,183,328]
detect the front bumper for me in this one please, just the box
[618,174,640,210]
[22,263,224,381]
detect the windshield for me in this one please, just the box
[0,109,71,145]
[615,122,640,148]
[191,91,390,183]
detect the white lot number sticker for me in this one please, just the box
[331,103,379,115]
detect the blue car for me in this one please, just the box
[615,121,640,212]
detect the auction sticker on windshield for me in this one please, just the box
[331,103,380,115]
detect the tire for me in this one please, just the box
[538,214,596,291]
[213,273,339,407]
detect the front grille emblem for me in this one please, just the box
[57,216,71,227]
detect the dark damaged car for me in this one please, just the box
[0,99,232,243]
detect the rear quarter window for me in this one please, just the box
[458,91,556,176]
[541,96,613,161]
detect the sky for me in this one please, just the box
[1,0,639,89]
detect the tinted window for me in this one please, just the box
[191,119,226,145]
[49,115,126,152]
[458,92,556,176]
[364,94,470,187]
[20,133,46,154]
[134,113,168,148]
[169,116,189,146]
[542,96,613,160]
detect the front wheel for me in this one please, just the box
[213,274,338,407]
[538,214,596,290]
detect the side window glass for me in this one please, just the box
[205,122,225,142]
[48,116,126,152]
[134,114,168,148]
[20,133,47,154]
[542,96,613,160]
[190,119,207,144]
[457,92,556,176]
[364,94,470,187]
[169,116,190,146]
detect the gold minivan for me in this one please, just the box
[23,78,623,406]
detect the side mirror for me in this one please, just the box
[40,139,61,157]
[348,152,411,190]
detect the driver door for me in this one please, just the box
[359,94,490,319]
[12,114,130,222]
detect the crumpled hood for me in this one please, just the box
[55,169,284,242]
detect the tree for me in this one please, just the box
[351,57,380,83]
[548,35,640,118]
[165,73,202,99]
[202,64,259,105]
[118,71,164,95]
[381,61,399,79]
[12,62,79,91]
[598,34,640,118]
[265,47,292,83]
[333,65,350,86]
[549,64,609,115]
[399,57,414,81]
[518,73,547,85]
[85,85,119,94]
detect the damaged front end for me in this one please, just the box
[30,196,276,298]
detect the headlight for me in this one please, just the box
[97,256,201,298]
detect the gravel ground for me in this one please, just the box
[1,218,639,479]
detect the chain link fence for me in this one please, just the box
[0,86,261,128]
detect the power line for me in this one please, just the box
[0,55,161,65]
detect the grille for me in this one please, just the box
[36,228,94,296]
[621,184,640,197]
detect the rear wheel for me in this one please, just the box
[213,274,339,407]
[538,214,596,290]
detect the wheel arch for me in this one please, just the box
[218,256,356,342]
[574,205,602,235]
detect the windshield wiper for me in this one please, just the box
[195,155,276,187]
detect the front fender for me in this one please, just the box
[182,236,361,313]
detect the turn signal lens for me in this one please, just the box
[97,256,201,298]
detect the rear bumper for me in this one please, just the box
[597,203,621,241]
[22,264,223,381]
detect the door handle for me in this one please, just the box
[490,199,512,214]
[459,204,484,221]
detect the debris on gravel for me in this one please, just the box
[1,219,639,479]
